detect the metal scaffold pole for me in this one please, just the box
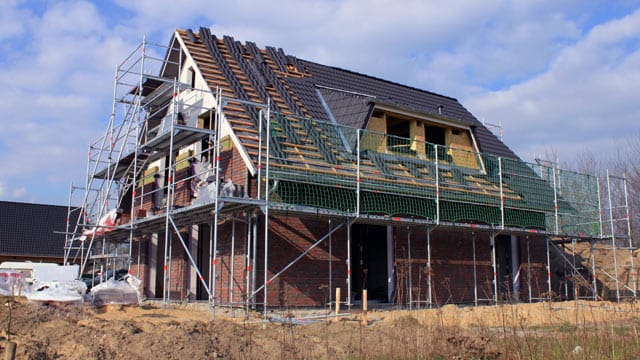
[263,100,271,318]
[472,232,478,306]
[606,170,621,302]
[622,174,636,297]
[356,130,361,217]
[347,219,352,310]
[212,87,223,309]
[552,165,559,234]
[229,218,236,303]
[244,214,252,312]
[407,226,412,309]
[128,40,145,272]
[162,79,178,303]
[208,219,213,302]
[328,219,333,309]
[64,182,73,265]
[590,241,598,300]
[546,237,552,301]
[434,146,440,225]
[251,213,258,309]
[526,236,532,303]
[490,233,498,303]
[498,158,505,230]
[426,226,432,306]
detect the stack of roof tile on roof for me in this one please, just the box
[179,28,518,160]
[0,201,72,258]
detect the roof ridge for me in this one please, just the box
[0,200,68,208]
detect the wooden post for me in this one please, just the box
[4,341,16,360]
[362,289,368,325]
[335,287,341,315]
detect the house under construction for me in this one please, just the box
[64,28,637,311]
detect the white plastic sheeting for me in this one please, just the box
[0,266,87,303]
[26,280,87,303]
[0,270,26,296]
[1,265,143,307]
[90,274,142,306]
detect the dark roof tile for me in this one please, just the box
[0,201,72,257]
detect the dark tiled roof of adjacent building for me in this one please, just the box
[0,201,70,257]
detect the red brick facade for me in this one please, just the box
[127,146,550,306]
[130,212,549,307]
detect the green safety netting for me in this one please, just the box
[260,112,600,235]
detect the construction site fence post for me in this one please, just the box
[362,289,368,325]
[335,287,341,315]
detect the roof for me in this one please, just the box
[178,28,518,160]
[117,28,591,231]
[0,201,71,258]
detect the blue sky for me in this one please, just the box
[0,0,639,205]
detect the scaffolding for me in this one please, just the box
[65,37,636,314]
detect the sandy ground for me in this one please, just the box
[1,297,639,359]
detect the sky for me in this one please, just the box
[0,0,639,206]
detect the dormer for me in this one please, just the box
[364,107,482,170]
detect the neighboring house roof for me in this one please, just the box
[0,201,70,258]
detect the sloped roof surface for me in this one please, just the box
[317,88,372,128]
[299,61,518,159]
[0,201,70,257]
[179,28,518,160]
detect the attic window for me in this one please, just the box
[386,116,411,151]
[187,67,196,89]
[386,116,410,139]
[425,126,445,146]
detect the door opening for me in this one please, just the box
[352,224,389,302]
[495,234,513,299]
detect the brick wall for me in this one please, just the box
[212,220,251,304]
[130,230,190,300]
[254,215,348,307]
[393,228,549,305]
[130,218,550,306]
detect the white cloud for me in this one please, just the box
[0,0,136,204]
[0,180,29,202]
[466,8,640,162]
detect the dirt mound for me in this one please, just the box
[2,296,640,359]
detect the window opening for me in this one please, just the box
[425,126,445,146]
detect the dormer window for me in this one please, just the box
[425,126,445,146]
[386,115,412,153]
[365,107,482,170]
